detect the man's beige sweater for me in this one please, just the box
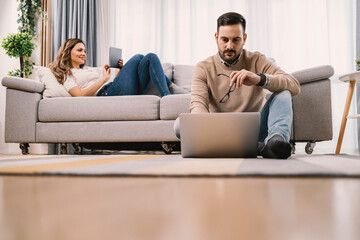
[190,49,300,113]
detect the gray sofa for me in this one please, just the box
[1,64,334,154]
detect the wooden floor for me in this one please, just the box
[0,176,359,240]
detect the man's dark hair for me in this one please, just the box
[217,12,246,33]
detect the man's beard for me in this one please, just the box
[220,49,240,64]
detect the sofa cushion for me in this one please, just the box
[160,94,191,120]
[162,63,174,81]
[34,66,72,98]
[173,65,194,91]
[38,95,160,122]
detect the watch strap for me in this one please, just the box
[256,73,266,86]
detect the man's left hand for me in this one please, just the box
[229,70,261,88]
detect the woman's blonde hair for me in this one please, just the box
[49,38,86,84]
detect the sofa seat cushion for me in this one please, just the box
[38,95,160,122]
[160,94,191,120]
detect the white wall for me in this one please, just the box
[0,0,21,154]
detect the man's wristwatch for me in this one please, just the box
[256,73,266,86]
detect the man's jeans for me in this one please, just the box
[174,90,293,144]
[98,53,172,97]
[259,90,293,144]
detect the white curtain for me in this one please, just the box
[98,0,357,153]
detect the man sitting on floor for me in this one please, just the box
[188,12,300,159]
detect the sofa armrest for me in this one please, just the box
[2,76,45,93]
[291,65,334,84]
[4,88,42,143]
[291,79,333,141]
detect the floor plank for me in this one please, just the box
[0,176,359,240]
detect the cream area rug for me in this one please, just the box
[0,154,359,177]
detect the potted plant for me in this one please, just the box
[1,0,46,78]
[1,32,35,78]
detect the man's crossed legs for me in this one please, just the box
[174,90,293,159]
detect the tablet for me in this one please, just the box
[109,47,122,68]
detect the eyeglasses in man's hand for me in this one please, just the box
[217,73,236,103]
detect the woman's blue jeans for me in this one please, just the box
[98,53,172,97]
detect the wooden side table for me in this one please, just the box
[335,71,360,154]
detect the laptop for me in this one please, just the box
[179,112,260,158]
[109,47,122,68]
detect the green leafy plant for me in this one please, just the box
[1,0,47,78]
[356,60,360,70]
[17,0,47,37]
[1,32,35,77]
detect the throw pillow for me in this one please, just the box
[162,63,174,81]
[33,66,71,98]
[173,65,194,91]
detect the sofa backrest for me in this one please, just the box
[173,65,194,91]
[4,62,336,99]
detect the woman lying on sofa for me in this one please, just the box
[49,38,188,97]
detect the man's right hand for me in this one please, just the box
[229,70,261,88]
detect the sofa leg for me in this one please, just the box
[60,143,68,154]
[161,142,175,154]
[72,143,83,154]
[19,143,29,155]
[290,141,296,154]
[305,142,316,154]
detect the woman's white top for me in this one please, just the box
[63,67,107,96]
